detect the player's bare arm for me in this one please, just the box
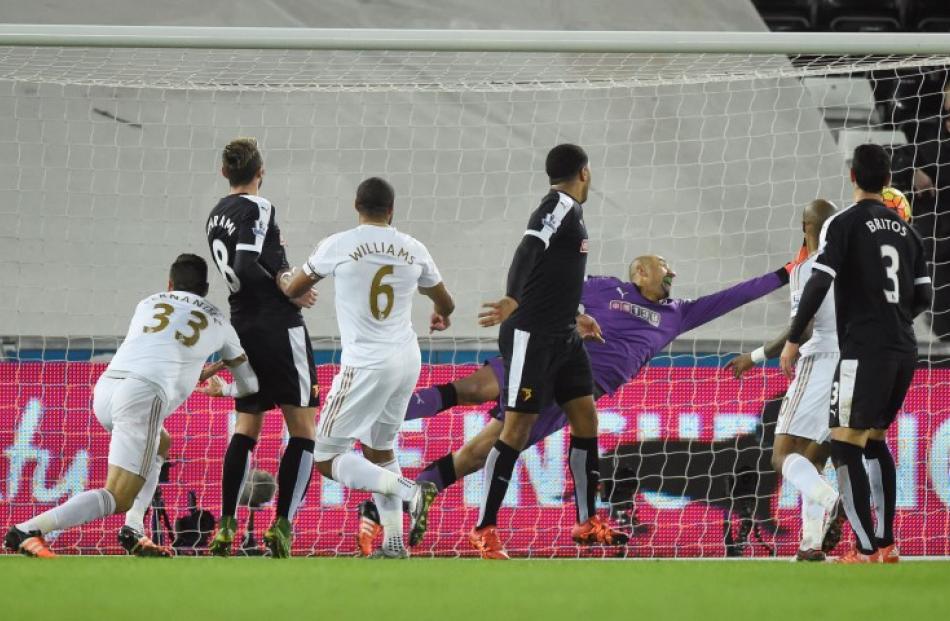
[279,267,319,308]
[728,320,813,379]
[576,312,605,343]
[197,353,260,399]
[420,281,455,332]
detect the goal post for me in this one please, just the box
[1,26,949,557]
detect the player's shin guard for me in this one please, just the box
[477,440,519,529]
[569,436,600,523]
[831,440,877,555]
[864,439,896,548]
[17,488,116,535]
[221,433,256,518]
[277,437,315,520]
[417,453,457,492]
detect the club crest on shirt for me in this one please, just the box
[520,387,533,402]
[609,300,661,327]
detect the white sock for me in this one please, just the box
[125,455,163,534]
[331,453,417,502]
[782,453,837,511]
[800,496,826,551]
[373,459,405,547]
[866,458,885,540]
[17,488,116,536]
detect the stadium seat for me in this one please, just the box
[803,76,879,125]
[818,0,903,32]
[752,0,816,31]
[909,0,950,32]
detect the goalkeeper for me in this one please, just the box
[357,254,792,554]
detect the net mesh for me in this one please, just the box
[1,45,948,557]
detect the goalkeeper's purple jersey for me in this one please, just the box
[582,271,786,396]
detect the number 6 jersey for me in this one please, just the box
[303,224,442,368]
[107,291,245,408]
[814,198,930,355]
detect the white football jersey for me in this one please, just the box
[107,291,244,408]
[790,254,838,357]
[303,224,442,367]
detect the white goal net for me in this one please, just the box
[1,34,949,557]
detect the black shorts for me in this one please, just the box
[829,353,916,431]
[498,323,593,414]
[234,323,319,414]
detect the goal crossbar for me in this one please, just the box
[0,25,949,55]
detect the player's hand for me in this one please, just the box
[197,375,226,398]
[779,341,800,379]
[199,361,225,383]
[576,313,605,343]
[478,296,518,327]
[725,353,754,379]
[429,312,451,333]
[291,286,318,309]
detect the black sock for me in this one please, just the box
[221,433,257,518]
[436,383,458,412]
[419,452,457,492]
[832,440,877,554]
[276,437,315,520]
[569,436,600,523]
[864,439,896,548]
[477,440,520,529]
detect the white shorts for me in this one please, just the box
[314,346,422,461]
[93,375,169,478]
[776,352,839,444]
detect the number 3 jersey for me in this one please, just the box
[814,198,929,355]
[107,291,245,408]
[303,224,442,368]
[205,194,302,330]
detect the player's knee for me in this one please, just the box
[314,459,334,478]
[104,486,135,513]
[770,451,787,475]
[362,446,395,464]
[234,414,264,439]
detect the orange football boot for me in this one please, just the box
[357,500,383,557]
[5,526,56,558]
[835,547,880,564]
[874,543,900,564]
[571,515,629,546]
[469,526,509,560]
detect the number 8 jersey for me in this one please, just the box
[206,193,302,329]
[814,198,930,355]
[107,291,244,409]
[303,224,442,367]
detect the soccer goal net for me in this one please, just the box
[1,27,948,557]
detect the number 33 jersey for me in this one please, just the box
[107,291,245,408]
[814,198,929,355]
[303,224,443,368]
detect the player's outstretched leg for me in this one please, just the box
[7,462,144,558]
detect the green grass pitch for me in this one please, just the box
[3,557,949,621]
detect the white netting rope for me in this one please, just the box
[2,47,950,92]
